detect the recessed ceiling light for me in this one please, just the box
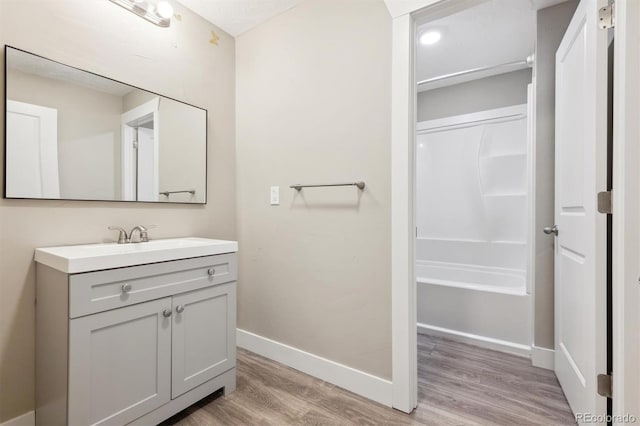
[420,31,441,45]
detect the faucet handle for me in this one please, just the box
[141,225,156,242]
[108,226,129,244]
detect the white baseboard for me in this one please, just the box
[0,411,34,426]
[236,329,392,407]
[417,323,531,358]
[531,345,555,370]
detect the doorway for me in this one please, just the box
[121,97,160,202]
[389,0,620,420]
[413,0,575,421]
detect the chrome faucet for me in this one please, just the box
[108,225,155,244]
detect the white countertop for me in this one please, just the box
[35,237,238,273]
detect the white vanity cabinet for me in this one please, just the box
[35,241,237,426]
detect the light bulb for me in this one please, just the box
[131,0,146,12]
[156,1,174,19]
[420,31,441,45]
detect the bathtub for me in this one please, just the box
[415,107,532,355]
[416,260,526,295]
[416,245,531,355]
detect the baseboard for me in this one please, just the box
[236,329,393,407]
[531,345,555,370]
[0,411,34,426]
[417,323,531,358]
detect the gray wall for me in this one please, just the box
[417,69,532,122]
[236,0,392,379]
[0,0,236,421]
[533,0,579,350]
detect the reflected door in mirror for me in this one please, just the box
[6,100,60,199]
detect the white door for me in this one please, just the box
[554,0,608,419]
[171,283,236,398]
[68,298,172,426]
[6,100,59,198]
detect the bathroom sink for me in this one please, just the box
[35,237,238,273]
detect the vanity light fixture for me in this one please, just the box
[109,0,174,27]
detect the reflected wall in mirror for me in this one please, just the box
[4,46,207,204]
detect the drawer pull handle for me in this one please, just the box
[207,268,215,277]
[176,305,185,314]
[162,309,172,318]
[121,283,132,293]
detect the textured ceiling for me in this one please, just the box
[176,0,307,36]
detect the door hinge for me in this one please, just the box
[598,190,612,214]
[597,373,612,398]
[598,3,615,29]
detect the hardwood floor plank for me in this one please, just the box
[163,337,576,426]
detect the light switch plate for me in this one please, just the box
[270,186,280,205]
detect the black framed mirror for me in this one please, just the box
[4,46,207,204]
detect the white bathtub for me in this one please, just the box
[415,107,532,355]
[416,259,531,355]
[416,260,526,295]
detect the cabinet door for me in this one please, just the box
[172,283,236,398]
[69,298,172,426]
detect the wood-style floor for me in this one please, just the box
[162,334,576,425]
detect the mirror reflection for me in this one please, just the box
[4,46,207,203]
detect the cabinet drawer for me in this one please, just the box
[69,254,236,318]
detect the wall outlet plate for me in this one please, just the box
[270,186,280,205]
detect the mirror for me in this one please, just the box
[4,46,207,204]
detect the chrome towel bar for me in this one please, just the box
[159,189,196,197]
[290,182,365,191]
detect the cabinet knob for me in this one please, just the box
[207,268,215,277]
[162,309,172,318]
[176,305,185,314]
[121,283,132,293]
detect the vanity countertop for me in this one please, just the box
[35,237,238,273]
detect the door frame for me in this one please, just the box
[611,0,640,421]
[389,0,480,412]
[388,0,640,417]
[121,97,160,201]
